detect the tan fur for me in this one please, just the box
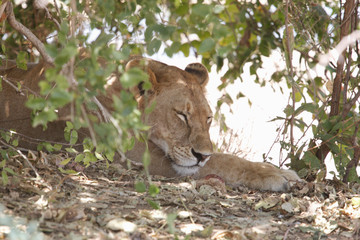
[0,58,301,191]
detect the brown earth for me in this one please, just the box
[0,151,359,240]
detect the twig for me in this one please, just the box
[91,95,128,162]
[1,76,25,96]
[80,104,97,147]
[0,127,82,148]
[285,0,296,156]
[4,2,54,65]
[53,0,61,20]
[44,6,61,29]
[1,74,41,96]
[0,139,41,179]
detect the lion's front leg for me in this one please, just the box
[197,153,301,192]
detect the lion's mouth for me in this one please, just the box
[167,154,211,176]
[168,153,210,167]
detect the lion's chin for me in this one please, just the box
[170,156,211,176]
[171,163,200,176]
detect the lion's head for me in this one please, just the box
[126,59,214,175]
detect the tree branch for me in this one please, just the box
[315,0,356,163]
[4,1,54,65]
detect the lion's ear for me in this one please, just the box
[125,58,158,98]
[185,63,209,87]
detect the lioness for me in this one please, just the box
[0,58,301,191]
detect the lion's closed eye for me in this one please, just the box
[176,111,188,125]
[207,116,213,125]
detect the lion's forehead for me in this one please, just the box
[166,83,211,114]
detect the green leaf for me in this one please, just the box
[60,158,72,166]
[236,92,245,99]
[26,98,46,110]
[66,121,74,130]
[149,184,160,197]
[16,51,28,70]
[1,44,5,54]
[2,170,8,185]
[303,151,321,170]
[147,38,162,55]
[50,88,73,107]
[75,154,85,163]
[135,181,146,193]
[295,91,302,102]
[54,44,78,65]
[32,109,58,127]
[259,40,270,57]
[0,160,5,168]
[198,38,215,53]
[146,199,160,210]
[180,43,190,57]
[83,153,97,166]
[65,148,78,153]
[120,68,148,88]
[69,130,78,145]
[52,144,62,151]
[105,151,115,162]
[93,31,115,47]
[192,4,211,17]
[58,168,78,175]
[95,152,104,160]
[11,138,18,147]
[142,149,151,169]
[294,103,318,117]
[346,168,360,183]
[166,213,177,234]
[4,167,15,175]
[283,105,293,117]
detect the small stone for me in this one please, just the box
[106,218,137,233]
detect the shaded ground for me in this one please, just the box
[0,152,360,239]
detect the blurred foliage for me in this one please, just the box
[0,204,44,240]
[0,0,359,183]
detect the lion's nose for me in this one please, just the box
[191,148,211,162]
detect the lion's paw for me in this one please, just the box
[261,169,302,192]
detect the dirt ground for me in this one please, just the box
[0,151,360,240]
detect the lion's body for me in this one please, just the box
[0,58,301,192]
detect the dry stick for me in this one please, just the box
[0,2,6,19]
[1,76,25,96]
[0,139,41,179]
[5,2,54,65]
[285,0,296,157]
[2,75,41,97]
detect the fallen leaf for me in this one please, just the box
[254,197,279,210]
[281,202,294,213]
